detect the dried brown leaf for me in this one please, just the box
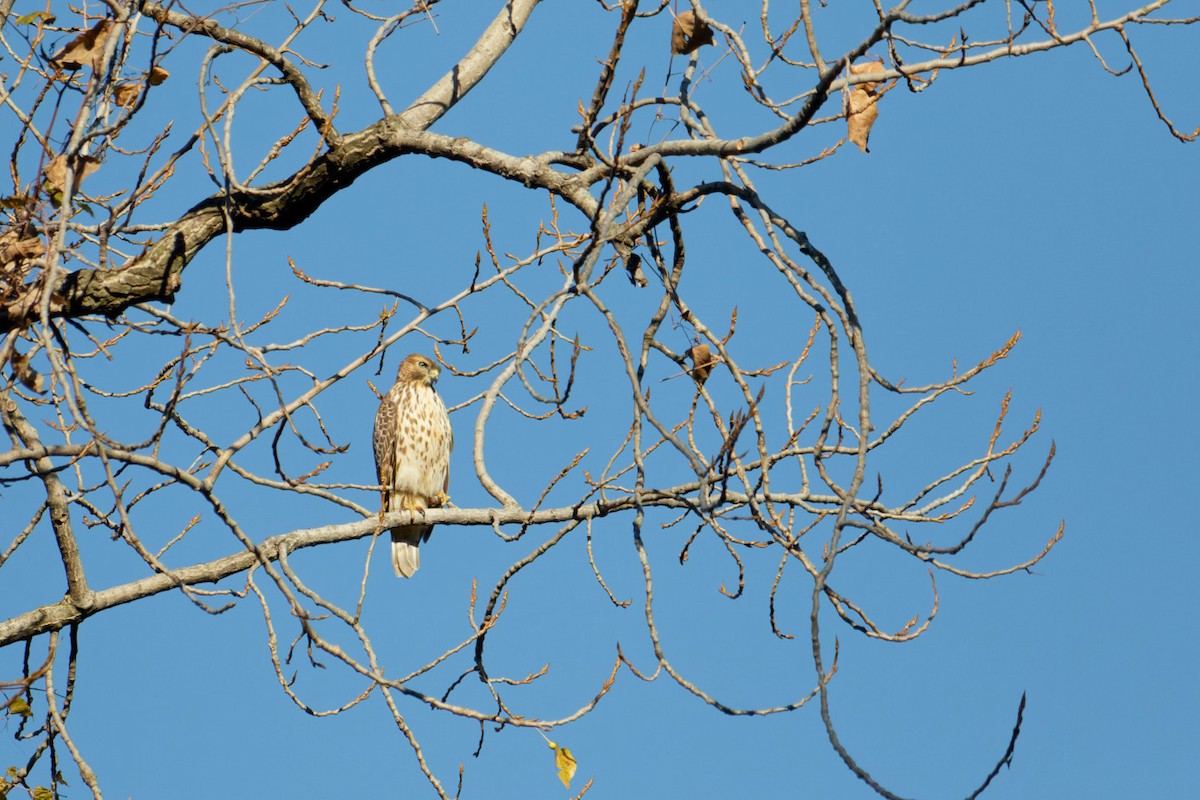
[671,10,714,55]
[148,66,170,86]
[11,350,45,394]
[42,157,67,194]
[51,19,114,73]
[43,155,101,197]
[849,60,883,91]
[0,233,43,268]
[688,343,718,385]
[847,62,884,153]
[848,90,879,152]
[77,156,101,184]
[114,83,141,108]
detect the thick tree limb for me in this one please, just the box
[0,0,549,333]
[396,0,543,131]
[0,125,589,331]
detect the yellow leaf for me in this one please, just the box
[550,742,577,789]
[32,787,53,800]
[671,10,714,55]
[16,11,56,25]
[6,697,32,718]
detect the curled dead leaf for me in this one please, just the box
[0,232,43,269]
[847,61,885,153]
[849,60,883,92]
[688,343,719,385]
[11,350,45,394]
[848,89,879,152]
[671,10,714,55]
[43,158,67,194]
[43,155,101,198]
[50,19,115,73]
[148,65,170,86]
[114,83,141,108]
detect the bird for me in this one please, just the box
[372,353,453,578]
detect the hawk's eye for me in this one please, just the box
[418,360,428,368]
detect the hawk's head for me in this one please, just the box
[397,353,441,387]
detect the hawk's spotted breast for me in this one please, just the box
[373,353,452,578]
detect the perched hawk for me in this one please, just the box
[373,353,453,578]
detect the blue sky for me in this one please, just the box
[2,2,1197,798]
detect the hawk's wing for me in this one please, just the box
[443,421,454,495]
[373,392,397,503]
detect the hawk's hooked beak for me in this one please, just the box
[428,366,441,384]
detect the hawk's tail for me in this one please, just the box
[391,529,423,578]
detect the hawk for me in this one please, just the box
[373,353,453,578]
